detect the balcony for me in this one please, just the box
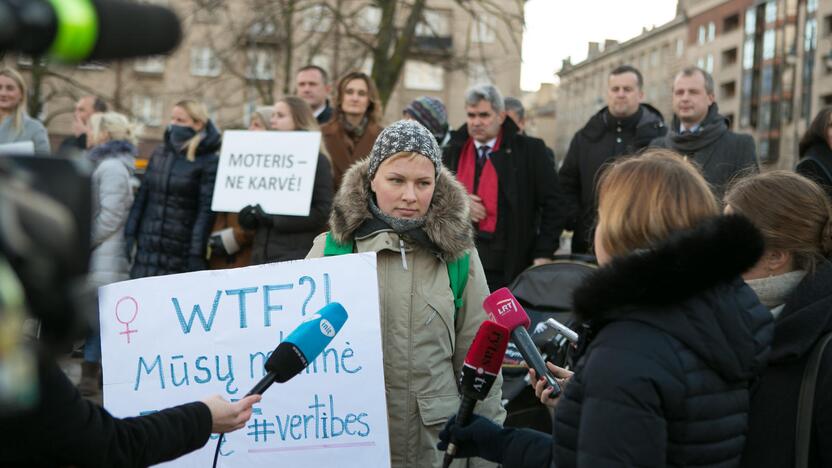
[411,35,453,57]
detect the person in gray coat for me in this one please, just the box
[651,66,757,198]
[0,67,50,154]
[81,112,138,396]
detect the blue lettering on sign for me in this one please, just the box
[262,283,293,327]
[225,287,259,328]
[171,290,222,334]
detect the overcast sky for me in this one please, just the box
[521,0,679,91]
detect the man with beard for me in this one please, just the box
[651,66,758,197]
[559,65,666,254]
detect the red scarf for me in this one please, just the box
[456,133,501,233]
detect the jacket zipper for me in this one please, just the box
[399,239,408,270]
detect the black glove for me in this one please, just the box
[208,233,228,258]
[238,204,266,230]
[436,414,510,463]
[186,255,207,272]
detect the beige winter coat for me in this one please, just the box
[307,158,505,468]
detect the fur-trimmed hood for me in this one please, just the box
[329,157,474,260]
[574,215,773,381]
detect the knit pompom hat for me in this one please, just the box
[367,119,443,180]
[403,96,448,142]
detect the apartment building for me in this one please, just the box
[6,0,523,156]
[554,0,832,170]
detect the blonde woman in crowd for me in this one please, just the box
[239,96,333,263]
[0,67,50,154]
[125,100,220,277]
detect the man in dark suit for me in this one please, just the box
[295,65,333,124]
[651,66,758,197]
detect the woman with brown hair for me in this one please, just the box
[439,149,773,468]
[321,71,383,191]
[238,96,333,263]
[725,171,832,468]
[125,100,221,277]
[0,67,50,154]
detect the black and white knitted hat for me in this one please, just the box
[367,119,442,180]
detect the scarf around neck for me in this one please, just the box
[668,103,728,153]
[746,270,806,313]
[341,114,369,140]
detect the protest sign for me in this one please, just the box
[211,130,321,216]
[99,253,390,467]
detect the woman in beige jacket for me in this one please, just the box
[307,120,505,467]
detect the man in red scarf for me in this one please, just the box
[443,84,564,291]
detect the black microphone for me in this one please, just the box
[0,0,182,62]
[483,288,562,398]
[247,302,348,396]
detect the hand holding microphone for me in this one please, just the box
[483,288,561,399]
[441,321,509,467]
[529,363,573,408]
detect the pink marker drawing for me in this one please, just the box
[115,296,139,343]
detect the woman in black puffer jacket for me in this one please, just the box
[125,100,220,278]
[438,149,774,468]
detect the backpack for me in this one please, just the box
[323,232,469,316]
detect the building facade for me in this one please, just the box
[555,0,832,170]
[6,0,523,156]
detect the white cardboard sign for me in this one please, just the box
[211,130,321,216]
[99,253,390,467]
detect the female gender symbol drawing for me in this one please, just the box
[115,296,139,344]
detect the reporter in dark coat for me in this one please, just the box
[438,150,773,468]
[125,100,220,278]
[725,171,832,468]
[240,96,333,264]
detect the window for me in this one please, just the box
[720,81,737,99]
[303,4,332,32]
[246,49,273,80]
[248,20,276,38]
[808,0,818,14]
[805,18,817,52]
[78,61,107,71]
[724,13,740,33]
[416,10,450,37]
[359,55,373,75]
[650,49,660,66]
[745,7,757,35]
[471,14,496,43]
[404,61,444,91]
[743,37,755,69]
[242,100,257,127]
[676,38,685,57]
[698,25,706,44]
[762,29,776,60]
[134,56,165,74]
[707,22,716,41]
[357,6,381,34]
[761,64,774,95]
[468,62,491,86]
[191,47,220,77]
[705,53,714,73]
[824,15,832,36]
[132,95,163,127]
[310,53,330,75]
[765,1,777,24]
[194,0,223,23]
[722,47,738,67]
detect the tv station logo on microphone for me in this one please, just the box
[495,298,517,316]
[319,318,336,337]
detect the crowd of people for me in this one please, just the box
[1,59,831,467]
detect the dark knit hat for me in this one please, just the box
[403,96,448,142]
[367,120,442,180]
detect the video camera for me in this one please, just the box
[0,0,183,414]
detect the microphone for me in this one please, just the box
[442,320,509,468]
[483,288,561,399]
[247,302,348,396]
[545,317,579,343]
[0,0,182,62]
